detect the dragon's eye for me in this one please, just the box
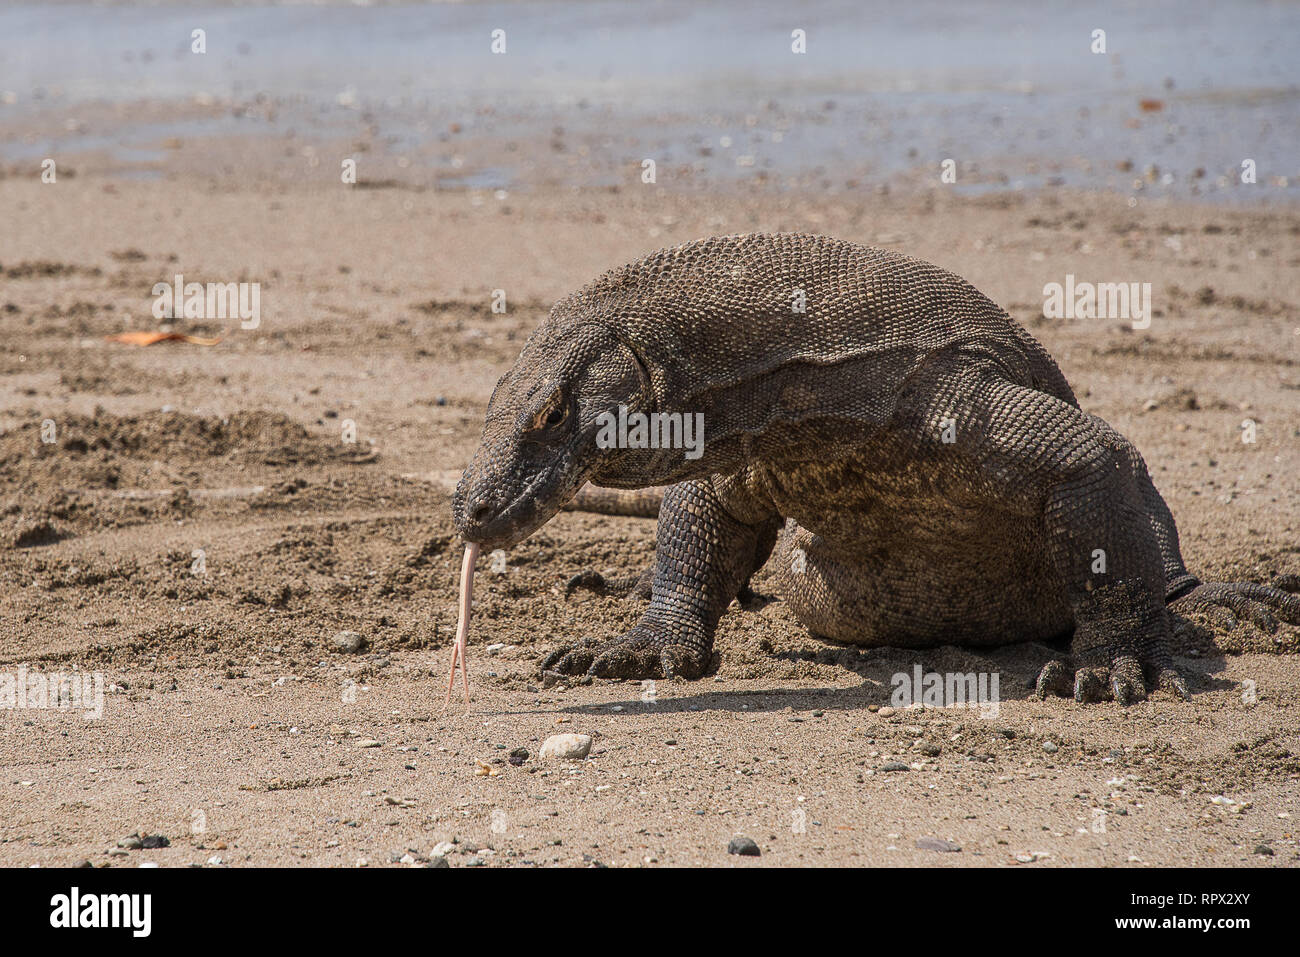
[529,394,569,433]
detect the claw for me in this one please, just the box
[541,642,598,677]
[1156,667,1190,700]
[1110,674,1143,706]
[1073,667,1110,704]
[1036,659,1071,699]
[544,626,707,681]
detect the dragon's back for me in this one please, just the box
[546,233,1076,409]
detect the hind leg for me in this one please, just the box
[772,522,892,645]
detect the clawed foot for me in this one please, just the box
[1035,656,1188,705]
[1170,576,1300,633]
[541,624,709,680]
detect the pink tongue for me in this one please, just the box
[456,542,479,651]
[444,541,479,708]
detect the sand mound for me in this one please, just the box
[0,409,375,546]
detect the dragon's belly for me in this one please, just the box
[759,448,1074,647]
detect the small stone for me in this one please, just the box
[332,630,366,654]
[431,841,456,858]
[1043,741,1059,753]
[917,743,942,757]
[207,856,223,866]
[357,739,382,748]
[727,836,761,857]
[117,836,143,850]
[140,834,170,849]
[539,733,592,760]
[400,854,416,865]
[1254,845,1274,856]
[427,855,450,868]
[877,707,897,717]
[74,860,94,869]
[916,837,961,853]
[508,747,529,766]
[880,761,910,772]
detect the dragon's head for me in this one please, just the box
[452,321,651,549]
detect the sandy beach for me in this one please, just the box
[1,1,1298,868]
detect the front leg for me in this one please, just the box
[543,478,776,679]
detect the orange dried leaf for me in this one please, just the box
[106,331,222,346]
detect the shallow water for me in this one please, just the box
[1,0,1295,200]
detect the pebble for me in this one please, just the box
[431,841,456,858]
[915,837,961,853]
[727,836,761,857]
[880,761,910,772]
[540,733,592,760]
[117,835,143,850]
[508,747,529,766]
[141,835,170,849]
[207,856,224,866]
[1254,845,1274,856]
[428,855,450,868]
[332,630,366,654]
[357,739,382,748]
[1043,741,1059,754]
[877,707,897,717]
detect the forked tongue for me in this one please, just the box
[444,541,479,708]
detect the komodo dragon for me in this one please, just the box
[451,233,1300,704]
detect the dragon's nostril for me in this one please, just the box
[471,504,493,524]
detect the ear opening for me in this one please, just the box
[589,323,655,415]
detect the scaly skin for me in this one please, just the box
[453,233,1300,704]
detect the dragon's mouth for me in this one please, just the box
[458,456,578,550]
